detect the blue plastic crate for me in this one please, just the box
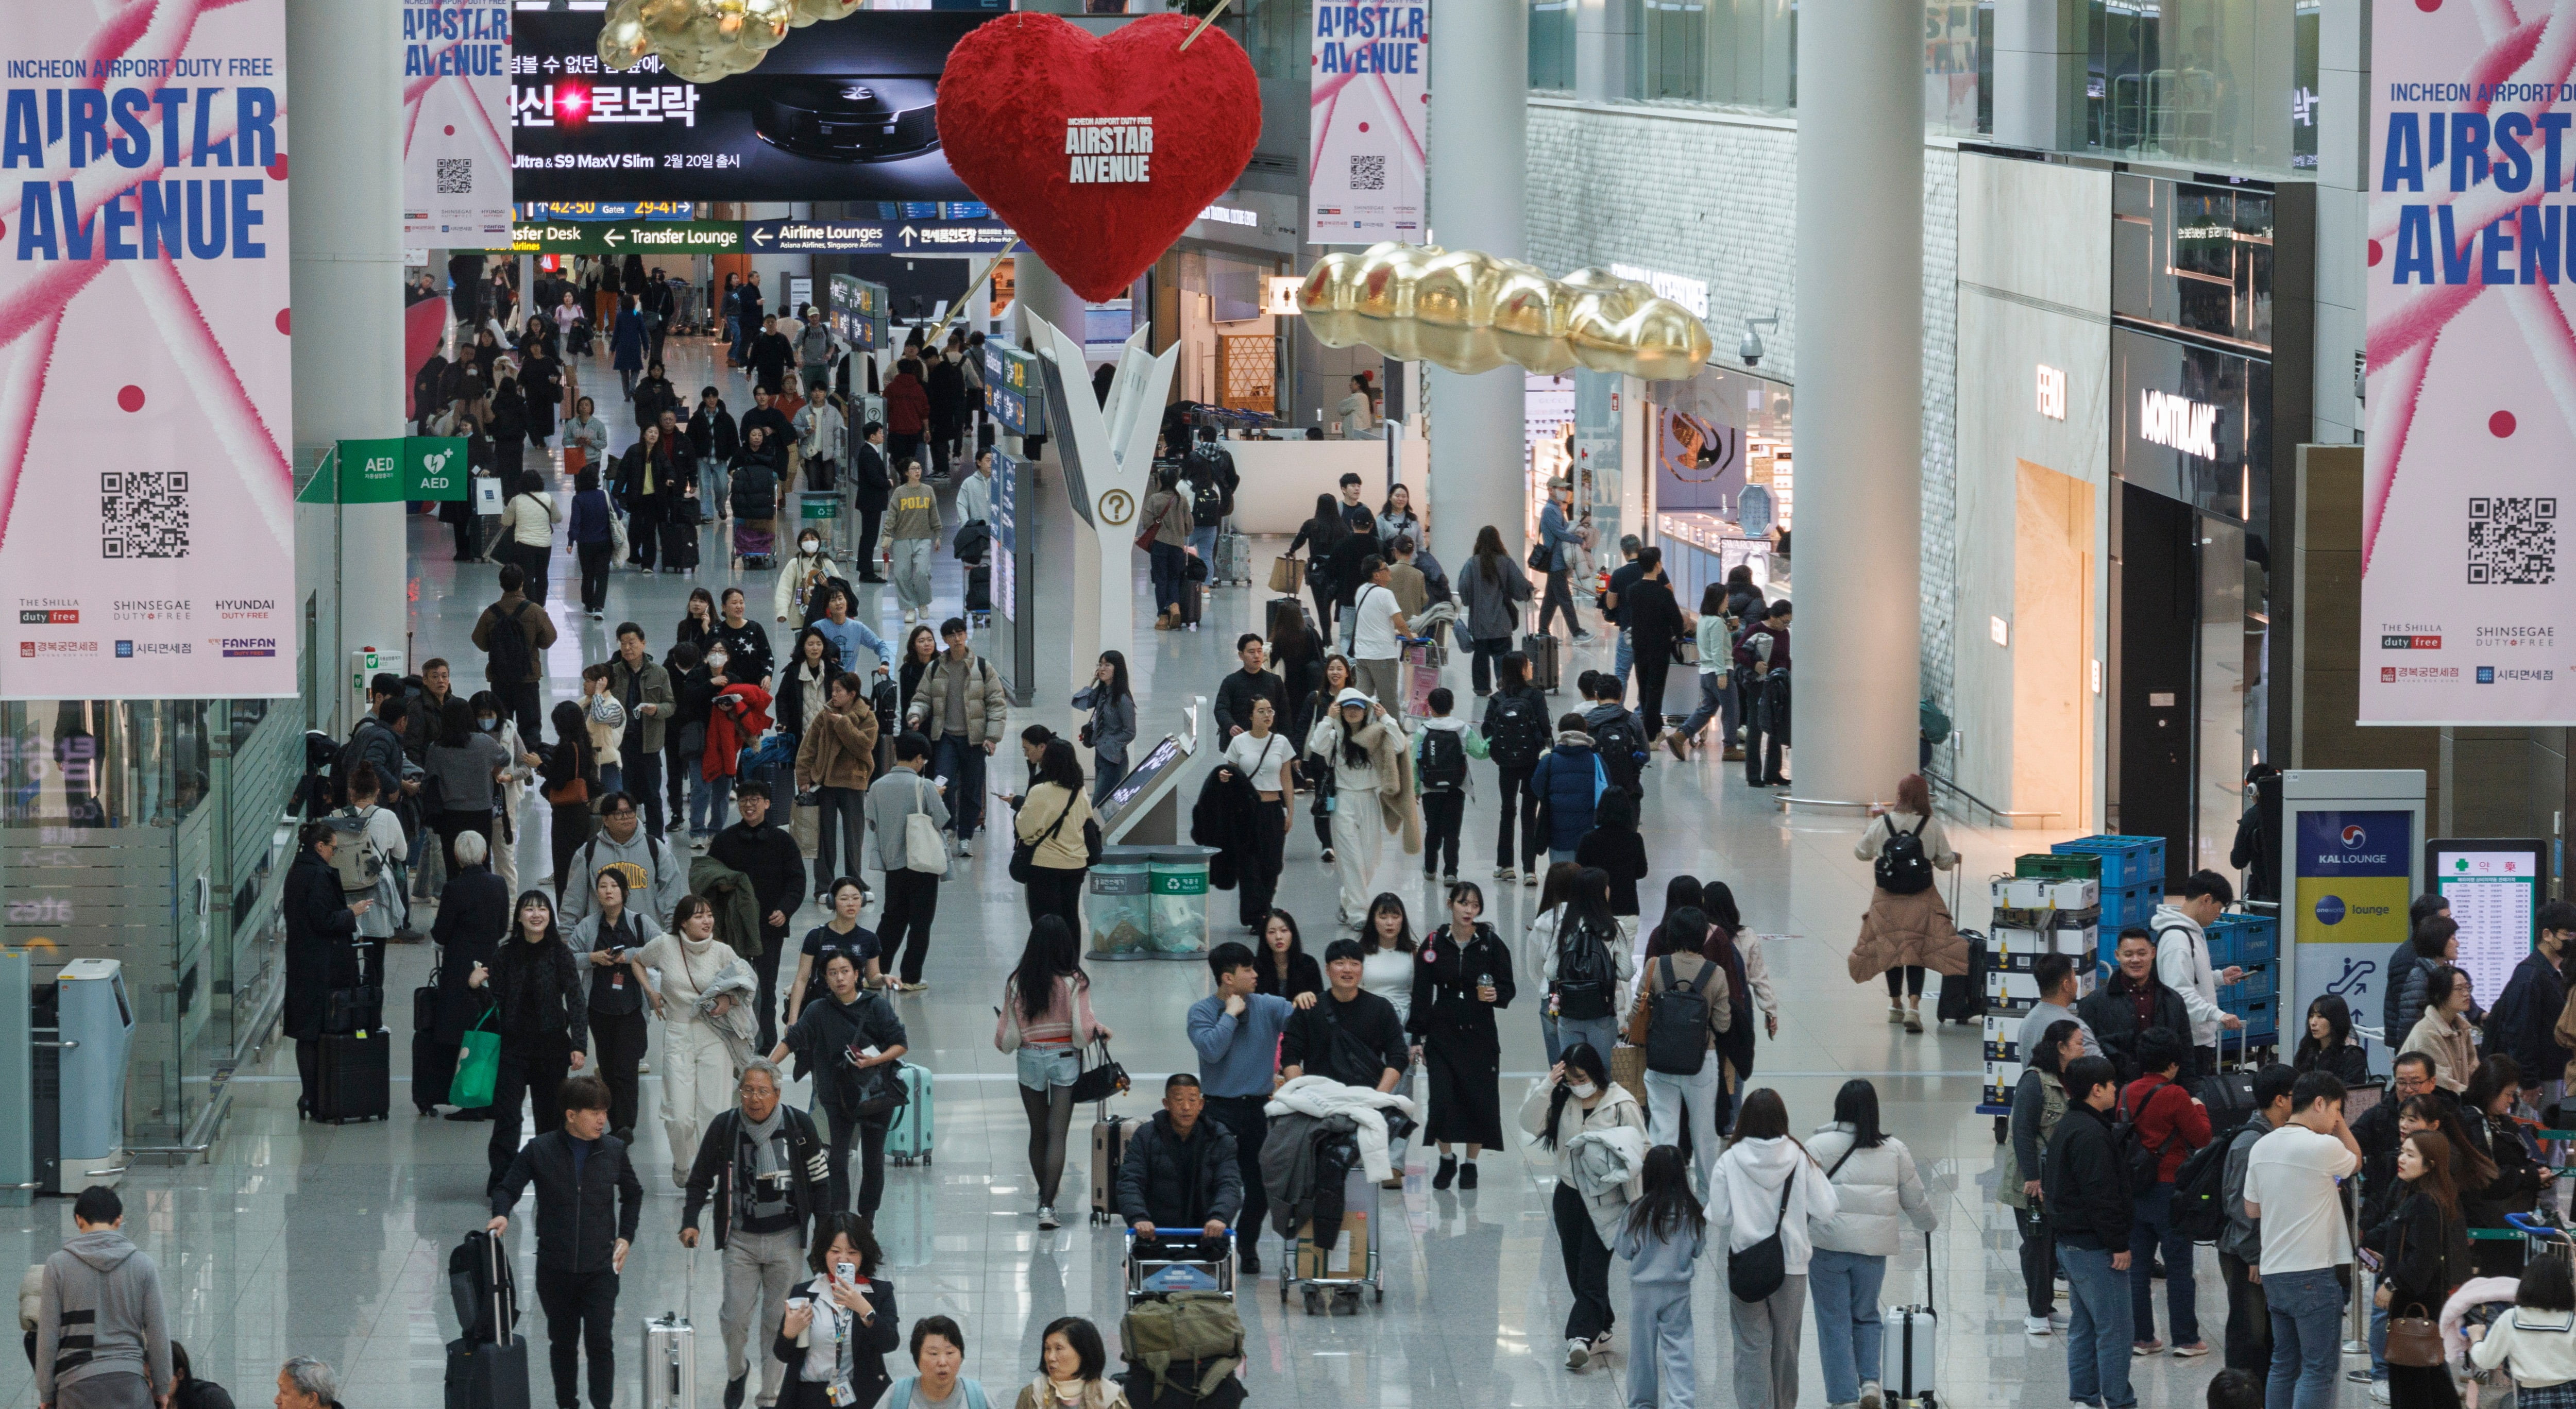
[2223,963,2277,1002]
[2206,914,2279,969]
[2102,880,2163,929]
[2054,834,2168,892]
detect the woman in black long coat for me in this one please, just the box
[425,831,513,1116]
[284,820,370,1119]
[1408,880,1515,1188]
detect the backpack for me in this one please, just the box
[1418,728,1467,793]
[1592,712,1646,792]
[1119,1291,1244,1402]
[1551,917,1617,1021]
[1643,954,1711,1076]
[484,599,536,684]
[731,460,778,521]
[1189,476,1225,528]
[329,808,389,894]
[1874,816,1935,895]
[2168,1127,2240,1242]
[1485,690,1548,768]
[2116,1079,2184,1189]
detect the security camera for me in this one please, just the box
[1740,312,1780,368]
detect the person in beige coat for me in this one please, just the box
[794,674,879,901]
[2401,963,2480,1093]
[1304,687,1421,926]
[1847,775,1966,1032]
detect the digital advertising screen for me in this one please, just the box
[511,12,986,202]
[2430,841,2547,1011]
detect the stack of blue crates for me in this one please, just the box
[2206,913,2280,1046]
[2052,834,2168,961]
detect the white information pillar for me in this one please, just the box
[1790,0,1922,804]
[1424,0,1528,573]
[1029,315,1178,687]
[288,0,406,727]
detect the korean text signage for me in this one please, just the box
[984,342,1046,437]
[2433,844,2541,1017]
[2290,810,2412,1023]
[0,5,297,699]
[403,3,513,248]
[2362,0,2576,724]
[747,218,1017,255]
[1306,1,1426,244]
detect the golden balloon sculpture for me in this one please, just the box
[597,0,866,82]
[1297,243,1714,381]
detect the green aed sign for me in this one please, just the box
[297,438,469,504]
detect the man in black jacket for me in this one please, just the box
[489,1074,643,1409]
[2355,1051,2441,1226]
[2488,899,2576,1094]
[2042,1055,2133,1409]
[710,782,805,1051]
[2076,927,2195,1083]
[739,386,794,463]
[748,317,795,396]
[769,952,909,1219]
[1212,635,1287,743]
[1280,940,1409,1092]
[681,1058,830,1409]
[852,422,891,582]
[1116,1074,1243,1263]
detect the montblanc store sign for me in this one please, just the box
[2111,326,2265,522]
[2138,389,2221,459]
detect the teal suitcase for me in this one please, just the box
[885,1061,934,1165]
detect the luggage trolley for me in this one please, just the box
[1281,1119,1404,1315]
[1124,1227,1236,1302]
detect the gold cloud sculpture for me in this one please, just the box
[598,0,867,83]
[1297,242,1713,380]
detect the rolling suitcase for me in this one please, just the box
[1884,1229,1938,1406]
[414,967,448,1115]
[640,1252,698,1409]
[1088,1108,1138,1226]
[1934,931,1988,1025]
[449,1229,520,1342]
[1520,630,1562,692]
[1213,531,1250,586]
[885,1060,935,1165]
[659,517,699,572]
[1176,579,1201,628]
[965,563,991,613]
[444,1337,532,1409]
[2195,1026,2259,1138]
[313,1031,391,1123]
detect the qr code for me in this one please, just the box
[436,158,472,195]
[101,472,189,559]
[2468,496,2557,584]
[1348,154,1385,191]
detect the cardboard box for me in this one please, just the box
[1985,1057,2025,1091]
[1294,1167,1373,1280]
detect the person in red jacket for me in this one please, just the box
[884,357,931,483]
[2120,1026,2214,1357]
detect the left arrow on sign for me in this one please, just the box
[604,227,625,247]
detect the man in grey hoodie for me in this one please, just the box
[35,1186,171,1409]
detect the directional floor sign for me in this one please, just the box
[744,217,1018,255]
[510,220,745,255]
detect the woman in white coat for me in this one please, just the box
[629,894,749,1187]
[1806,1079,1940,1409]
[1709,1088,1842,1409]
[1516,1041,1647,1371]
[1304,689,1420,926]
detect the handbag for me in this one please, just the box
[1133,519,1160,552]
[1083,816,1104,866]
[902,781,951,875]
[1526,541,1553,573]
[1067,1037,1129,1105]
[1673,635,1700,666]
[1727,1168,1797,1303]
[1185,553,1209,582]
[1269,556,1304,593]
[610,509,629,559]
[450,1010,501,1109]
[1009,794,1078,883]
[2383,1211,2456,1368]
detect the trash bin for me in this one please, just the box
[1087,846,1155,960]
[1146,846,1221,958]
[796,489,845,560]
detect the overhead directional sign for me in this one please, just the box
[510,220,744,255]
[519,202,699,222]
[744,217,1018,255]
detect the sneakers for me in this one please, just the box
[1036,1205,1060,1231]
[2370,1384,2392,1405]
[724,1376,747,1409]
[2024,1316,2054,1335]
[1494,866,1516,880]
[1440,872,1458,885]
[1320,848,1336,864]
[1858,1383,1884,1409]
[2130,1339,2164,1356]
[1904,1007,1923,1033]
[1564,1338,1590,1371]
[1888,1004,1906,1024]
[2170,1342,2211,1358]
[1522,871,1539,887]
[1588,1330,1613,1356]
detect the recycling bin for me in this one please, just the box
[1146,846,1222,958]
[1087,846,1155,960]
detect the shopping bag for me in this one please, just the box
[450,1012,501,1110]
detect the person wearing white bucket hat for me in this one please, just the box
[1303,686,1421,925]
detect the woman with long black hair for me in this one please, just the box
[1011,740,1094,935]
[2292,993,2372,1086]
[993,916,1110,1231]
[1517,1041,1647,1369]
[1480,650,1552,883]
[1807,1079,1940,1408]
[2365,1131,2474,1409]
[479,890,589,1195]
[1359,892,1418,1187]
[1459,525,1532,697]
[1252,909,1322,1002]
[1299,655,1357,861]
[540,699,599,903]
[1290,492,1348,634]
[1411,881,1515,1190]
[1071,651,1136,805]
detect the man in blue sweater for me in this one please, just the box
[1185,941,1315,1276]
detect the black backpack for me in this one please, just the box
[1485,690,1548,768]
[1643,955,1711,1076]
[1418,728,1467,793]
[1592,713,1646,792]
[1190,476,1225,528]
[1551,918,1617,1021]
[2116,1080,2183,1189]
[484,600,535,685]
[2168,1128,2239,1241]
[1874,816,1935,895]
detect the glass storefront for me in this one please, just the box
[1642,362,1793,610]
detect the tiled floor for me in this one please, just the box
[0,333,2308,1409]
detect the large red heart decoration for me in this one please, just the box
[936,14,1261,304]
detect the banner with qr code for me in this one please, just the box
[1304,1,1426,245]
[403,3,515,248]
[2360,0,2576,723]
[0,2,298,700]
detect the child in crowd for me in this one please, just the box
[1616,1145,1706,1408]
[1414,686,1480,885]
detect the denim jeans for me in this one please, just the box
[1187,525,1217,565]
[2263,1265,2346,1409]
[2128,1181,2199,1346]
[931,733,986,838]
[1613,629,1634,697]
[700,456,731,517]
[2060,1244,2136,1407]
[1807,1247,1888,1405]
[1676,671,1730,743]
[690,771,732,834]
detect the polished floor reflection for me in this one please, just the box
[0,333,2291,1409]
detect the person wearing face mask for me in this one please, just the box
[774,530,845,628]
[1517,1042,1648,1370]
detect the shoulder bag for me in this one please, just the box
[1067,1034,1129,1105]
[2382,1207,2455,1367]
[1008,793,1077,883]
[1727,1167,1799,1303]
[901,781,951,875]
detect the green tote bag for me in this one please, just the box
[449,1010,501,1110]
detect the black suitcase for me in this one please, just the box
[444,1337,531,1409]
[1176,580,1201,627]
[659,518,699,572]
[450,1229,520,1341]
[313,1032,391,1123]
[413,974,448,1114]
[966,563,991,612]
[1520,631,1562,692]
[2197,1028,2259,1136]
[1935,930,1988,1025]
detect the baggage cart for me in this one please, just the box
[1125,1227,1236,1302]
[1282,1158,1385,1315]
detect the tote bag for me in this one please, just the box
[902,782,950,875]
[450,1010,501,1109]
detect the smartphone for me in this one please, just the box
[834,1261,859,1284]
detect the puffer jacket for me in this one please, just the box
[490,934,590,1051]
[1516,1078,1647,1198]
[1806,1121,1940,1256]
[1113,1111,1243,1230]
[793,701,878,792]
[1528,733,1606,851]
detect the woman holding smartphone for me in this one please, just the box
[1411,881,1515,1192]
[773,950,909,1218]
[570,868,660,1144]
[775,1213,901,1409]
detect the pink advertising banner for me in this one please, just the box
[403,1,512,249]
[2361,0,2576,723]
[1304,0,1425,245]
[0,1,297,699]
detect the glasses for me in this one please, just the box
[603,808,635,819]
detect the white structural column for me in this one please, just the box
[1014,255,1101,701]
[1424,0,1527,574]
[288,0,405,724]
[1991,0,2087,152]
[1792,0,1922,803]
